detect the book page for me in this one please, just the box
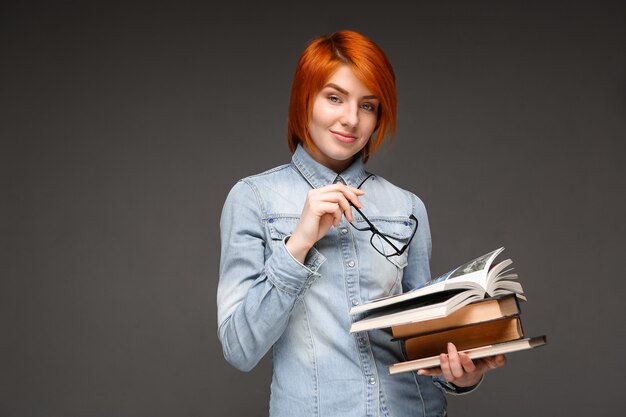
[415,247,505,291]
[349,248,505,315]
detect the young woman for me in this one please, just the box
[217,30,505,417]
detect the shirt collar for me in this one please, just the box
[291,144,371,189]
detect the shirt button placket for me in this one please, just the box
[338,213,375,416]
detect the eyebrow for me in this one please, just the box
[324,83,378,100]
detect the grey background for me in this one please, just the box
[2,1,624,416]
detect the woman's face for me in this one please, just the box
[307,65,379,172]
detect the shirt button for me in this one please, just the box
[369,377,376,385]
[340,227,348,234]
[347,260,355,268]
[351,299,359,306]
[359,338,366,346]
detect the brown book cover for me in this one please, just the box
[403,316,524,360]
[391,294,521,339]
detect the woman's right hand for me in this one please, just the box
[285,183,365,263]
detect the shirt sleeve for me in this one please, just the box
[216,180,325,372]
[400,193,432,292]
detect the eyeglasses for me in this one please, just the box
[348,202,418,258]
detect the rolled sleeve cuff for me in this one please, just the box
[434,375,484,395]
[265,236,326,296]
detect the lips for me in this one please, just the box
[330,130,358,143]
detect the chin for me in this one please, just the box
[327,149,361,163]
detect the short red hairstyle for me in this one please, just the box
[287,30,397,162]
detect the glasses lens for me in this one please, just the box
[369,215,418,257]
[370,233,403,257]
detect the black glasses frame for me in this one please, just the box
[348,202,418,258]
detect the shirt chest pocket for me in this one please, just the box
[266,216,300,247]
[353,217,415,268]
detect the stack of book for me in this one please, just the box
[350,248,546,375]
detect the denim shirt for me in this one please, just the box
[218,145,473,417]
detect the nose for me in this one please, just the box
[340,102,359,129]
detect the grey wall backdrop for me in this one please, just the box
[2,1,624,416]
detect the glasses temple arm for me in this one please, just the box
[348,202,381,232]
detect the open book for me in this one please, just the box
[350,248,526,333]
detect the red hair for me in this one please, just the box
[287,30,397,162]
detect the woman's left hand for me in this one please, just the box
[417,342,506,388]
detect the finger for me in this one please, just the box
[327,184,364,208]
[347,188,365,207]
[335,196,354,223]
[458,352,476,373]
[310,196,344,214]
[439,353,454,382]
[347,186,365,203]
[348,185,365,194]
[315,192,354,221]
[479,354,506,372]
[494,354,506,368]
[314,201,342,214]
[417,367,442,377]
[332,207,343,227]
[327,191,363,223]
[313,191,345,204]
[446,343,465,379]
[315,202,344,228]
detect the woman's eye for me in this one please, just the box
[328,95,341,103]
[361,103,376,112]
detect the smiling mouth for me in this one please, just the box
[331,130,357,143]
